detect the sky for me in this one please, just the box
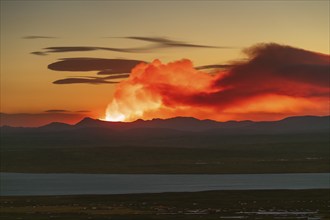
[0,0,329,127]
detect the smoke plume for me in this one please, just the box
[104,43,329,122]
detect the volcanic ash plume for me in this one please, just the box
[104,59,218,122]
[104,43,330,122]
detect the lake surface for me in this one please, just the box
[1,173,329,196]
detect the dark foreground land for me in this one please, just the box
[1,190,329,220]
[1,133,329,174]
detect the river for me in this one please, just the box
[1,172,329,196]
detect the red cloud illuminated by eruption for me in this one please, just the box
[104,43,330,122]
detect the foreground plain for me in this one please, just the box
[1,190,329,220]
[1,133,329,174]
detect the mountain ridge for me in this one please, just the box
[1,115,329,134]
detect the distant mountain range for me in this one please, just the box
[2,115,329,135]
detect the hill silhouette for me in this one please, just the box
[33,115,330,134]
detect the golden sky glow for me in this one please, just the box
[0,0,329,126]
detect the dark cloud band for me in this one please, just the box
[124,36,230,49]
[48,58,144,73]
[23,36,57,39]
[52,74,130,85]
[53,78,118,85]
[31,36,228,56]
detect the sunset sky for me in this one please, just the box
[1,0,329,127]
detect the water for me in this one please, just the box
[1,173,329,196]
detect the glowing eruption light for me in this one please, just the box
[104,44,330,122]
[104,59,215,122]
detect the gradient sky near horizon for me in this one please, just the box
[1,0,329,126]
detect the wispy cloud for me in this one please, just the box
[48,58,144,73]
[31,46,154,55]
[23,36,57,39]
[124,36,231,49]
[31,36,229,55]
[52,74,130,85]
[52,78,118,85]
[46,58,142,85]
[44,109,70,113]
[45,46,138,53]
[195,64,232,70]
[31,51,48,56]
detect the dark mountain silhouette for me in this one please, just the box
[205,115,330,134]
[39,122,72,131]
[250,115,330,133]
[2,115,328,135]
[67,115,329,133]
[74,116,224,132]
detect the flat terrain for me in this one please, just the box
[1,190,329,220]
[1,133,329,174]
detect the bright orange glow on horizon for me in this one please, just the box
[103,59,216,122]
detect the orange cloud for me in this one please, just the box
[103,43,329,122]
